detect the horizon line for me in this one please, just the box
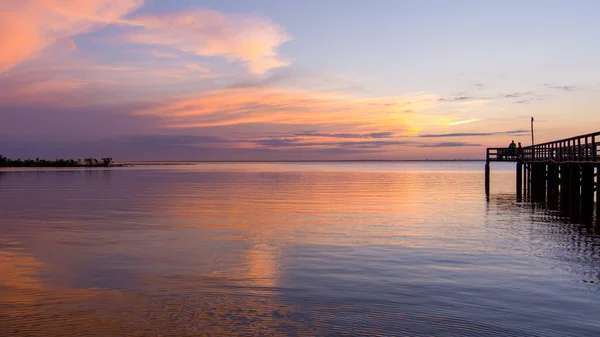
[116,159,489,164]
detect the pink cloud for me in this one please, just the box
[1,2,291,77]
[126,10,292,74]
[0,0,143,72]
[135,87,429,135]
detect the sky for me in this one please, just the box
[1,0,600,161]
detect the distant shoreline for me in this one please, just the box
[117,159,487,165]
[1,159,491,170]
[0,160,497,172]
[0,156,118,168]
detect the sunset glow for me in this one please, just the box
[2,0,599,160]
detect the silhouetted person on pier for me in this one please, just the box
[517,142,523,159]
[508,140,516,156]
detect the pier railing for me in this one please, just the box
[487,131,600,163]
[486,148,519,162]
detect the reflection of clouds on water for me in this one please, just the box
[0,239,310,336]
[2,165,600,335]
[0,240,43,290]
[486,190,600,286]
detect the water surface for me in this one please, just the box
[1,162,599,336]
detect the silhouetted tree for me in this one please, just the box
[101,157,113,167]
[0,155,116,167]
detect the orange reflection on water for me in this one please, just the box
[0,240,308,336]
[0,164,498,336]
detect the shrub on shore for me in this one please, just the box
[0,155,113,167]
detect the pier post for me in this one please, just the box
[581,163,594,220]
[596,165,600,219]
[516,162,523,200]
[570,164,581,215]
[530,163,536,201]
[523,164,528,197]
[531,163,546,203]
[527,163,532,199]
[560,164,570,213]
[547,163,560,210]
[485,161,490,195]
[541,163,547,203]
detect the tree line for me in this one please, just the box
[0,155,114,167]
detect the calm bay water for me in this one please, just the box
[1,162,599,336]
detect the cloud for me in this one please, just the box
[0,102,160,144]
[0,2,291,76]
[253,137,414,149]
[419,129,528,138]
[296,131,395,139]
[502,92,533,98]
[0,0,143,72]
[136,87,428,133]
[435,91,543,105]
[0,60,144,107]
[125,134,228,145]
[438,96,475,102]
[419,142,481,148]
[448,118,480,126]
[228,69,295,89]
[151,50,178,58]
[125,10,292,74]
[544,83,576,91]
[0,51,228,108]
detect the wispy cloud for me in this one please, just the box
[544,83,576,91]
[438,96,476,102]
[0,0,143,72]
[419,129,528,138]
[448,118,481,126]
[419,142,481,148]
[0,1,291,76]
[124,10,292,74]
[296,131,395,139]
[253,137,415,149]
[136,87,430,132]
[502,92,534,98]
[151,50,178,59]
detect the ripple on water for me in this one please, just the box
[1,163,600,336]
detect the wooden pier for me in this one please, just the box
[486,131,600,219]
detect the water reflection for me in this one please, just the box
[1,163,600,336]
[486,191,600,285]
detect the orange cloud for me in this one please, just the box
[0,0,143,72]
[137,87,433,133]
[127,10,292,74]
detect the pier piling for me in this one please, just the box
[595,165,600,219]
[516,162,523,200]
[485,161,490,195]
[570,164,581,214]
[547,163,560,209]
[581,164,595,216]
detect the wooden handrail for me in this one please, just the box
[520,130,600,150]
[487,130,600,163]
